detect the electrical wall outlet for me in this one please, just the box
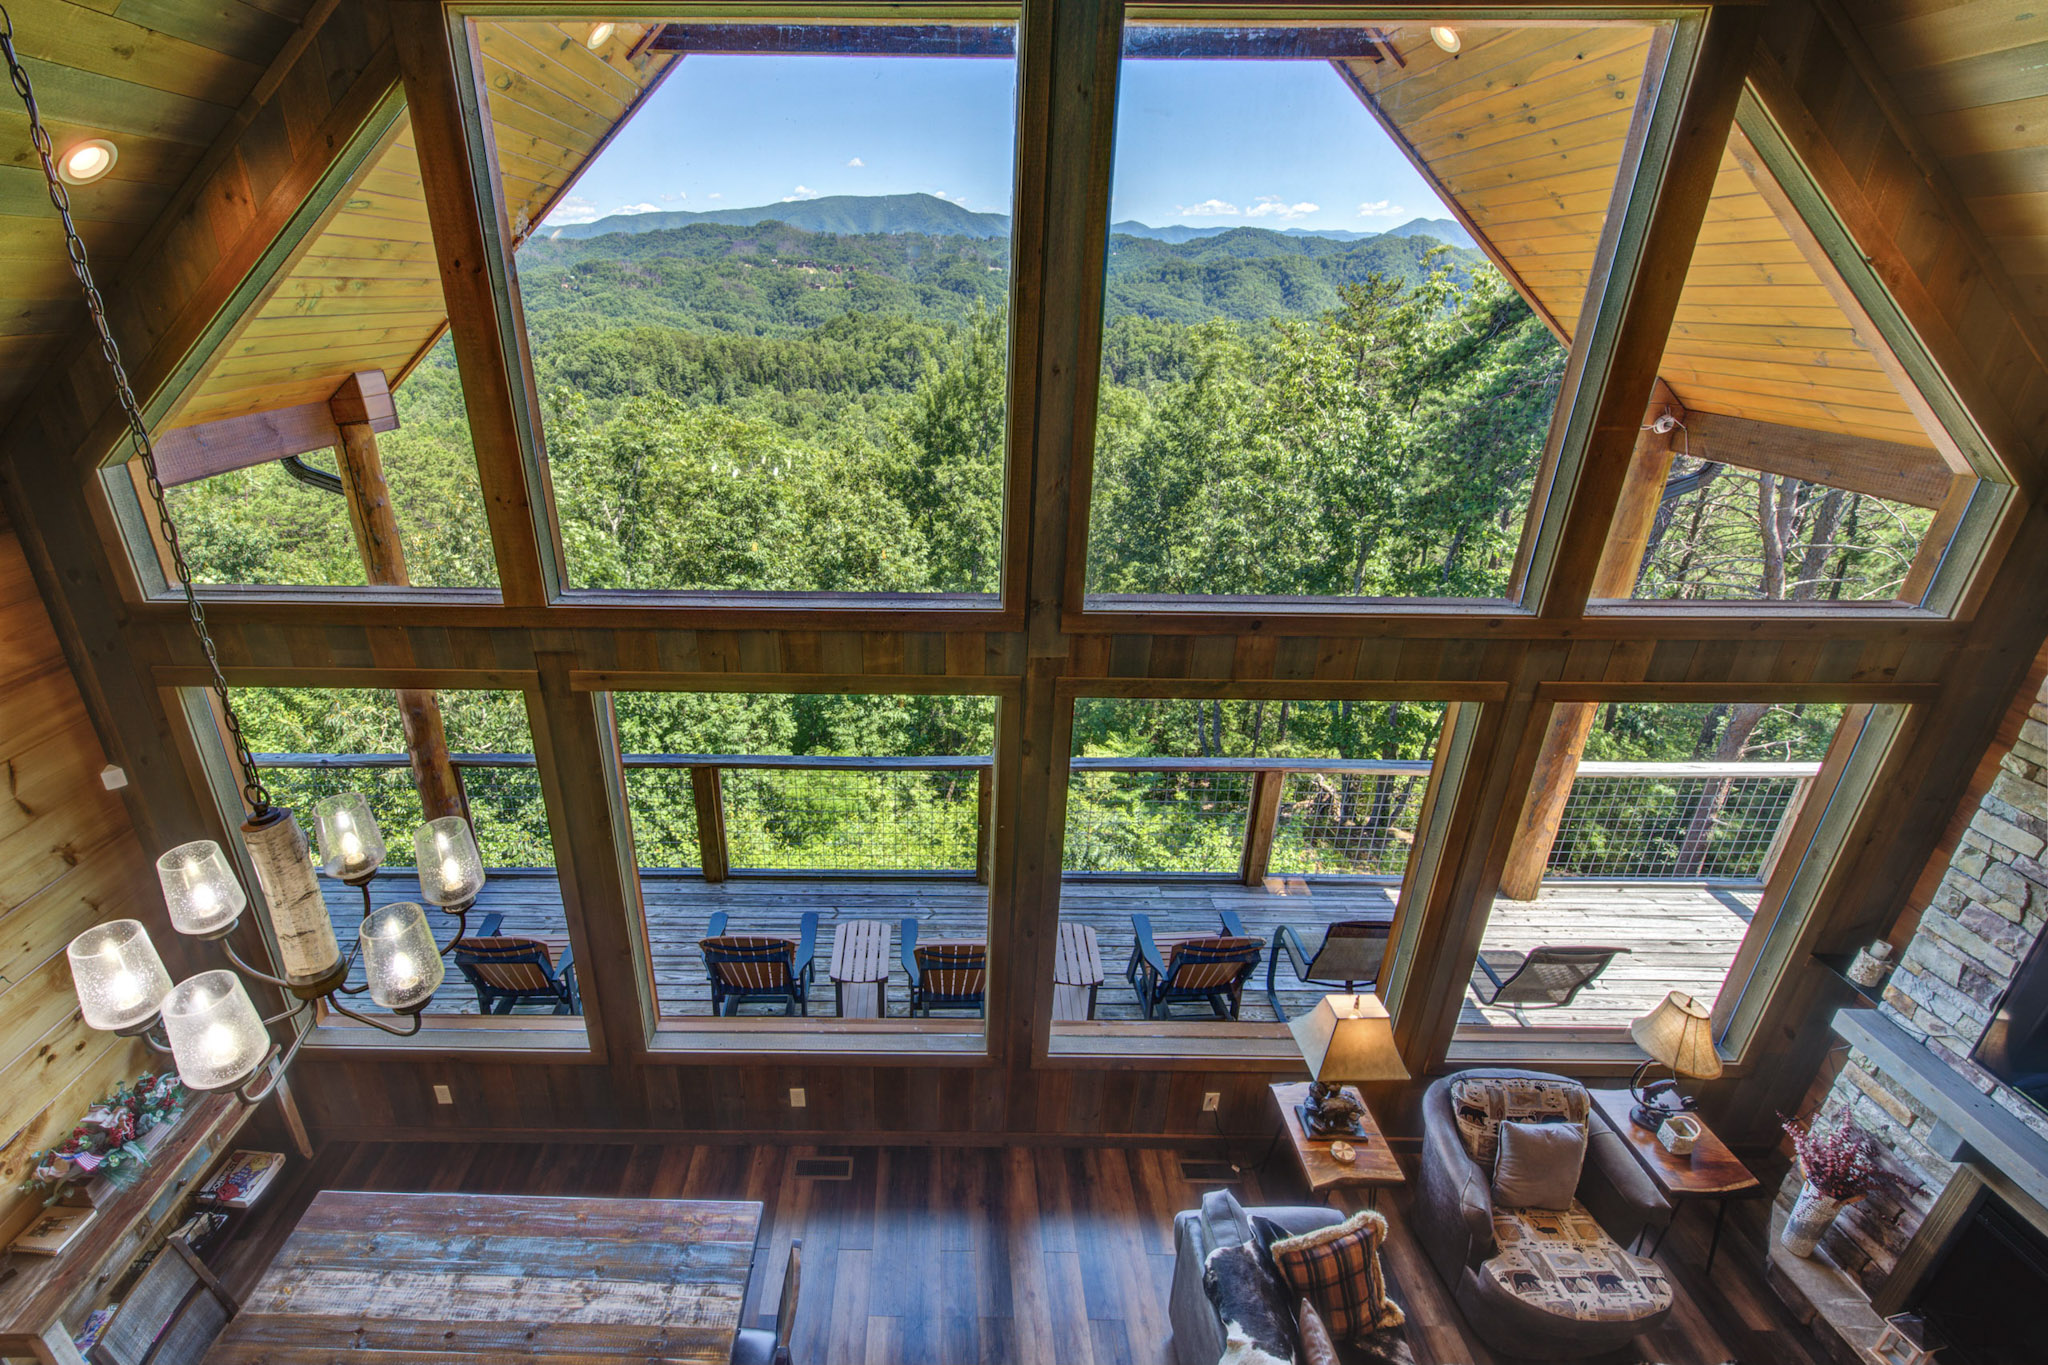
[790,1087,807,1108]
[1202,1092,1221,1112]
[433,1084,453,1105]
[99,764,128,790]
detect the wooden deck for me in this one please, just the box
[322,871,1758,1029]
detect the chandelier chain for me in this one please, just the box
[0,6,271,815]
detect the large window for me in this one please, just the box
[1084,20,1664,601]
[1463,699,1851,1038]
[611,689,996,1029]
[230,687,569,1032]
[1055,696,1447,1039]
[154,114,500,592]
[1600,132,1982,608]
[478,17,1021,595]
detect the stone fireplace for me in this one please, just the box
[1768,679,2048,1358]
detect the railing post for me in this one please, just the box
[1239,768,1286,887]
[976,764,994,884]
[691,765,728,882]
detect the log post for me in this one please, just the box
[329,371,465,821]
[1498,397,1683,900]
[1240,768,1286,887]
[976,764,995,884]
[692,765,729,882]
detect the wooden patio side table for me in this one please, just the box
[829,918,892,1018]
[1054,922,1103,1020]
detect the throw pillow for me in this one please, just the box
[1269,1209,1406,1344]
[1449,1075,1590,1165]
[1296,1298,1340,1365]
[1204,1241,1298,1365]
[1492,1119,1587,1210]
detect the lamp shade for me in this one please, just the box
[1630,990,1723,1080]
[68,919,173,1032]
[360,902,444,1011]
[1289,993,1409,1084]
[161,969,269,1092]
[157,839,246,936]
[313,792,385,880]
[414,816,486,907]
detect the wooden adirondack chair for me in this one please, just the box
[1126,914,1262,1020]
[700,910,818,1016]
[900,919,987,1017]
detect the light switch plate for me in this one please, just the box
[790,1087,807,1108]
[433,1084,453,1105]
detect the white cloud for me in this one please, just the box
[615,202,660,215]
[1246,196,1319,221]
[847,157,865,167]
[782,185,819,201]
[708,192,723,200]
[543,195,599,225]
[658,190,688,202]
[1176,198,1241,217]
[1356,200,1409,219]
[930,189,963,204]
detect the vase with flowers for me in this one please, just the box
[1781,1111,1878,1258]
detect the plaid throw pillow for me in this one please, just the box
[1269,1210,1405,1343]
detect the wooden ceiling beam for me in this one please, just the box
[1681,410,1960,509]
[154,371,397,487]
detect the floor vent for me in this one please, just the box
[1179,1159,1238,1183]
[793,1156,854,1180]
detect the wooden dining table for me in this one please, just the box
[201,1190,762,1364]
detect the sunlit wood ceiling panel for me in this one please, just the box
[1340,23,1656,339]
[166,20,671,432]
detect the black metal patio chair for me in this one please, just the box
[1471,944,1631,1014]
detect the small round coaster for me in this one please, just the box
[1328,1140,1358,1165]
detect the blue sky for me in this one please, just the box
[540,53,1448,232]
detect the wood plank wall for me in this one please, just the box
[0,506,160,1245]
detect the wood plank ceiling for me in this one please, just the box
[1347,21,1948,457]
[0,0,315,418]
[167,19,672,428]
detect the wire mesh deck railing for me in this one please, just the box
[255,754,1821,885]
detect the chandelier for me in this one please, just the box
[2,12,481,1102]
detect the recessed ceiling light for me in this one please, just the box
[1429,25,1462,55]
[58,139,118,185]
[585,21,616,50]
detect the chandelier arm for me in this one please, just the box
[324,997,427,1037]
[436,904,471,958]
[0,6,271,815]
[219,935,295,990]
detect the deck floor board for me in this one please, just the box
[322,872,1758,1030]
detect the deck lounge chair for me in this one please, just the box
[1126,914,1262,1020]
[901,919,987,1016]
[1472,944,1631,1012]
[453,913,580,1015]
[1255,916,1392,1020]
[701,910,818,1016]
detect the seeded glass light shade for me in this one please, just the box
[360,902,444,1011]
[162,969,269,1091]
[1630,990,1723,1080]
[68,919,173,1032]
[157,840,246,936]
[314,792,385,880]
[414,817,486,907]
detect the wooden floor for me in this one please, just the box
[323,873,1758,1029]
[211,1137,1826,1365]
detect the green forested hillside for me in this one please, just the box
[173,205,1910,872]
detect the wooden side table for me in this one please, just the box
[1589,1087,1762,1273]
[1270,1082,1405,1207]
[1053,922,1103,1020]
[828,919,891,1018]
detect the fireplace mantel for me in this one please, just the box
[1832,1007,2048,1211]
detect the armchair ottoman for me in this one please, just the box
[1413,1068,1676,1360]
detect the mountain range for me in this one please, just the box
[541,192,1475,251]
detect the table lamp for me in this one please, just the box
[1289,993,1409,1138]
[1628,990,1722,1130]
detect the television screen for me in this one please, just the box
[1973,928,2048,1115]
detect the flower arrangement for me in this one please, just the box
[18,1071,188,1201]
[1783,1110,1879,1200]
